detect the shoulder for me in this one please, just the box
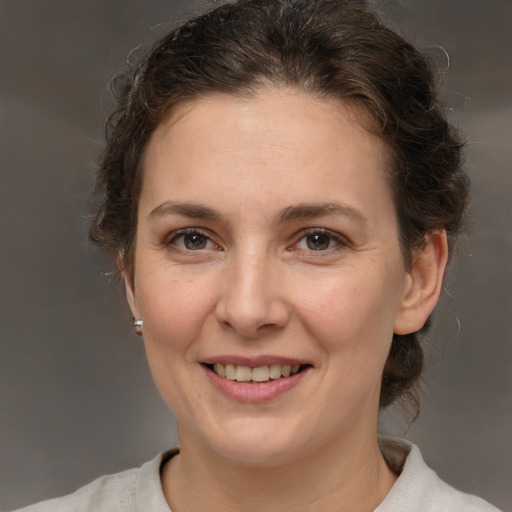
[377,437,502,512]
[12,468,140,512]
[9,450,177,512]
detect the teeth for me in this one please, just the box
[213,363,225,378]
[269,364,282,379]
[225,364,236,380]
[235,365,252,382]
[252,365,270,382]
[211,363,302,382]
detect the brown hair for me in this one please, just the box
[90,0,469,409]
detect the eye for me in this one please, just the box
[304,233,336,251]
[166,229,218,251]
[293,229,346,252]
[181,233,209,250]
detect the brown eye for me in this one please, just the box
[306,234,333,251]
[167,230,216,252]
[293,230,343,254]
[183,233,208,250]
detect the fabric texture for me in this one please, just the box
[11,438,501,512]
[375,438,501,512]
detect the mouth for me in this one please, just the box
[203,363,310,383]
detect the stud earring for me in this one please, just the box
[134,319,143,336]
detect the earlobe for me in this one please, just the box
[394,230,449,335]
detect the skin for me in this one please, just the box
[124,88,448,512]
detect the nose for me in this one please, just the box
[215,251,290,338]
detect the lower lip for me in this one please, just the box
[203,366,310,403]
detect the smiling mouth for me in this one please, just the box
[204,363,309,383]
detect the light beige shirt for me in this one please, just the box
[12,438,501,512]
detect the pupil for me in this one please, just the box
[307,234,330,250]
[185,234,206,250]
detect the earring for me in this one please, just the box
[134,319,143,336]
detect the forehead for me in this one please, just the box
[151,89,385,157]
[140,88,394,222]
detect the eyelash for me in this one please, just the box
[163,228,220,252]
[162,227,349,254]
[290,228,349,254]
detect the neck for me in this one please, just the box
[162,426,397,512]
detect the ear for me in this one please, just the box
[394,230,449,335]
[118,253,140,321]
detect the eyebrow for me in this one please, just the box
[149,201,226,222]
[276,202,368,224]
[148,200,368,224]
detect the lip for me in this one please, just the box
[202,362,312,403]
[202,355,308,367]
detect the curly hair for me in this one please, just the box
[90,0,469,409]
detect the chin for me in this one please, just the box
[196,416,316,468]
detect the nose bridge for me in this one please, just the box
[216,243,288,337]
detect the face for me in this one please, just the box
[125,88,434,466]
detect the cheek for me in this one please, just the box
[296,268,403,413]
[134,271,220,414]
[295,264,402,356]
[135,269,218,355]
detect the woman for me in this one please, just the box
[13,0,501,510]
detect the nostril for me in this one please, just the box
[218,319,235,332]
[217,317,285,339]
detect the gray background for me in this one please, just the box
[0,1,510,510]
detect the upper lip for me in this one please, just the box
[201,355,311,367]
